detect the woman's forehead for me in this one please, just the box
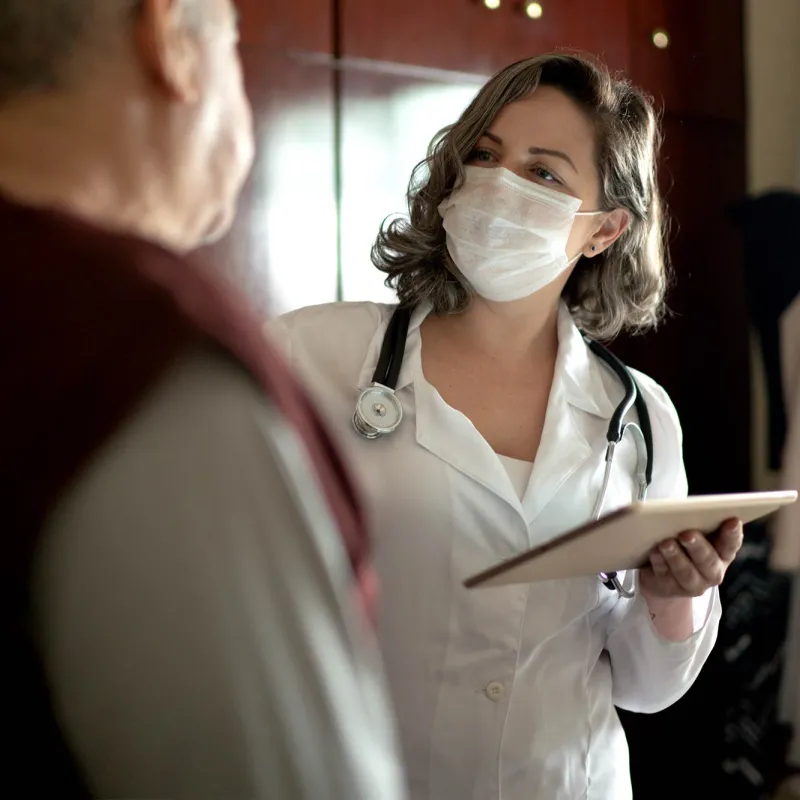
[485,88,597,164]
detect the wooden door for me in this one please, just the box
[611,113,751,495]
[614,5,750,789]
[341,0,630,75]
[629,0,745,121]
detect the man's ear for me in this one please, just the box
[588,209,631,256]
[135,0,201,103]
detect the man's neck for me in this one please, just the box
[0,92,179,249]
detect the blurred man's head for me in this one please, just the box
[0,0,254,251]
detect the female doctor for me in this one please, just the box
[268,54,743,799]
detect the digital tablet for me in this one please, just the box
[464,490,798,589]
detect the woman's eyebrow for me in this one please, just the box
[481,131,578,173]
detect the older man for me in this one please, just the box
[0,1,403,798]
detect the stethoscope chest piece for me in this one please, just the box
[353,383,404,439]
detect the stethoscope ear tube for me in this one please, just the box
[583,336,653,600]
[372,306,411,390]
[633,388,654,487]
[584,336,654,489]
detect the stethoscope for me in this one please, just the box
[352,307,654,599]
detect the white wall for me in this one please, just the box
[745,0,800,490]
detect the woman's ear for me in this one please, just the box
[587,209,631,256]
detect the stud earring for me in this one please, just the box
[591,245,597,252]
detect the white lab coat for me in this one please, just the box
[268,301,720,800]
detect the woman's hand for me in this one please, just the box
[639,518,744,599]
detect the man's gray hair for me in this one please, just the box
[0,0,203,103]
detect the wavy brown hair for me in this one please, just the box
[371,53,671,341]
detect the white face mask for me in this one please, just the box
[437,166,604,302]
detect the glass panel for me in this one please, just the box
[341,72,482,303]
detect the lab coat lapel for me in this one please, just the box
[413,371,522,511]
[520,383,593,524]
[521,306,617,525]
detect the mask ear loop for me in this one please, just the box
[567,208,607,264]
[577,207,614,258]
[574,206,609,254]
[566,243,598,266]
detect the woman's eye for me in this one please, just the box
[532,166,561,184]
[467,148,495,164]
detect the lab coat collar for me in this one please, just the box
[357,301,618,422]
[556,303,618,420]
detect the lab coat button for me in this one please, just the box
[485,681,506,701]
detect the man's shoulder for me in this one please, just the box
[120,346,288,456]
[43,346,313,550]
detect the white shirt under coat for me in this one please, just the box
[268,301,720,800]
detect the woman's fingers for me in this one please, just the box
[647,521,744,597]
[713,518,744,563]
[649,550,671,577]
[678,531,725,585]
[658,538,704,594]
